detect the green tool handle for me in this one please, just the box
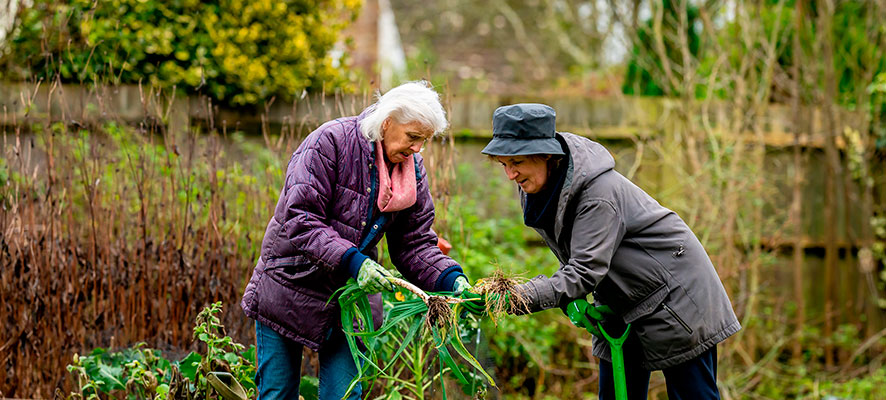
[599,322,631,400]
[566,299,631,400]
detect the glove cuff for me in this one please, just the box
[436,266,465,292]
[342,247,370,279]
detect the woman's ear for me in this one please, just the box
[382,118,391,134]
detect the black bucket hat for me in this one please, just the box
[481,103,565,156]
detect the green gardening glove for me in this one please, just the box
[356,259,395,294]
[452,276,472,295]
[458,290,518,316]
[567,299,614,337]
[459,291,485,316]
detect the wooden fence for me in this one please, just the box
[0,82,866,147]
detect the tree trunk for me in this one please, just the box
[818,0,841,368]
[790,0,807,364]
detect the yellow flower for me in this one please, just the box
[395,291,405,302]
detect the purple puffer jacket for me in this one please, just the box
[241,109,462,351]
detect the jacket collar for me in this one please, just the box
[550,132,615,244]
[355,106,377,163]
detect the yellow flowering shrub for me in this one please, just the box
[2,0,360,106]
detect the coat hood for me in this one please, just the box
[548,132,616,241]
[560,132,615,193]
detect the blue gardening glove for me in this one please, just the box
[356,259,395,294]
[452,276,472,295]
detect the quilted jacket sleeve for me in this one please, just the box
[278,127,356,270]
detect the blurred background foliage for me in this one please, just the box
[622,0,886,106]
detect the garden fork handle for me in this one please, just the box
[599,322,631,400]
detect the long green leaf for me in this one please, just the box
[448,324,496,387]
[382,316,424,374]
[431,328,469,388]
[378,301,427,335]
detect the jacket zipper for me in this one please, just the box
[662,303,693,334]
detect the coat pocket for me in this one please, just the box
[264,255,321,289]
[630,285,702,363]
[621,284,669,324]
[662,302,693,334]
[254,272,334,350]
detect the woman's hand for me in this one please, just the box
[459,292,486,316]
[567,299,614,337]
[452,276,472,295]
[356,259,395,294]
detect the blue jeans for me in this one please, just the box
[255,321,361,400]
[598,345,720,400]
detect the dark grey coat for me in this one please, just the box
[516,132,740,370]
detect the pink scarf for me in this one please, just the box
[375,141,417,212]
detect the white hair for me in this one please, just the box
[359,81,448,142]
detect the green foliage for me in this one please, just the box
[192,301,257,397]
[67,344,167,399]
[66,303,255,399]
[334,277,494,399]
[0,156,12,208]
[831,2,886,108]
[622,1,886,106]
[2,0,361,105]
[747,363,886,399]
[299,376,319,400]
[621,0,701,97]
[869,72,886,149]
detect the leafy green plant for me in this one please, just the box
[189,301,257,398]
[65,302,255,399]
[334,277,494,399]
[66,344,171,400]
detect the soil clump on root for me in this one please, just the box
[425,296,454,331]
[474,270,530,323]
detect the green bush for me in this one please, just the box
[2,0,361,106]
[67,302,256,400]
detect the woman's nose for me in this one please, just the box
[506,167,518,180]
[409,142,423,153]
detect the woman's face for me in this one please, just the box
[494,155,551,194]
[381,118,434,163]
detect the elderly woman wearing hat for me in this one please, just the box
[241,81,473,400]
[474,103,740,399]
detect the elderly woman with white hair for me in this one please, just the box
[241,81,472,399]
